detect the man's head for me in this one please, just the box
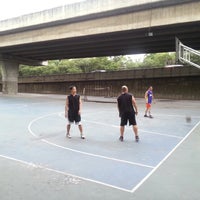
[149,86,153,91]
[121,85,128,93]
[69,85,77,95]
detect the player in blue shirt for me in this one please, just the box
[144,86,154,118]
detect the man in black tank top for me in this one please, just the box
[117,85,139,142]
[65,86,85,139]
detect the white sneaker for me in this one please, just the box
[81,134,85,139]
[66,133,71,139]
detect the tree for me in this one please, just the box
[190,53,200,66]
[143,53,175,68]
[18,53,177,77]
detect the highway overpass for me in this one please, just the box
[0,0,200,94]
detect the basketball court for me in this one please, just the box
[0,93,200,200]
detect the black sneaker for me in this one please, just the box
[119,136,123,142]
[135,135,139,142]
[149,115,153,118]
[144,114,148,117]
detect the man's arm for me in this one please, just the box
[145,91,148,103]
[117,98,121,117]
[132,96,138,115]
[78,96,82,115]
[65,97,69,118]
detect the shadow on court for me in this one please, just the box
[0,93,200,200]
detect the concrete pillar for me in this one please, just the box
[0,60,19,95]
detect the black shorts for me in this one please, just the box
[120,111,136,126]
[68,113,81,124]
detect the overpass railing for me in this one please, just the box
[176,38,200,69]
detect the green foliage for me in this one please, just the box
[190,53,200,65]
[19,53,176,76]
[143,53,175,68]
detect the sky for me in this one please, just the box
[0,0,144,60]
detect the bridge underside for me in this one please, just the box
[0,21,200,62]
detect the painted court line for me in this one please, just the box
[28,112,154,169]
[28,111,196,193]
[130,120,200,193]
[154,113,200,119]
[82,119,183,139]
[28,112,60,138]
[60,112,187,139]
[139,129,183,139]
[42,139,154,169]
[0,154,131,193]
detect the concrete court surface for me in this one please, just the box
[0,93,200,200]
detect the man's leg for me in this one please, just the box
[66,124,71,138]
[120,126,125,136]
[133,125,139,142]
[76,114,85,139]
[78,124,83,134]
[148,108,151,115]
[133,125,138,136]
[119,126,125,141]
[144,104,148,117]
[78,124,85,139]
[148,105,153,118]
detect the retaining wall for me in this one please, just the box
[0,67,200,100]
[15,66,200,100]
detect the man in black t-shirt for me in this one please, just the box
[117,85,139,142]
[65,86,85,139]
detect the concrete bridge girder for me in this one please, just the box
[0,1,200,48]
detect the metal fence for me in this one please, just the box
[176,37,200,69]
